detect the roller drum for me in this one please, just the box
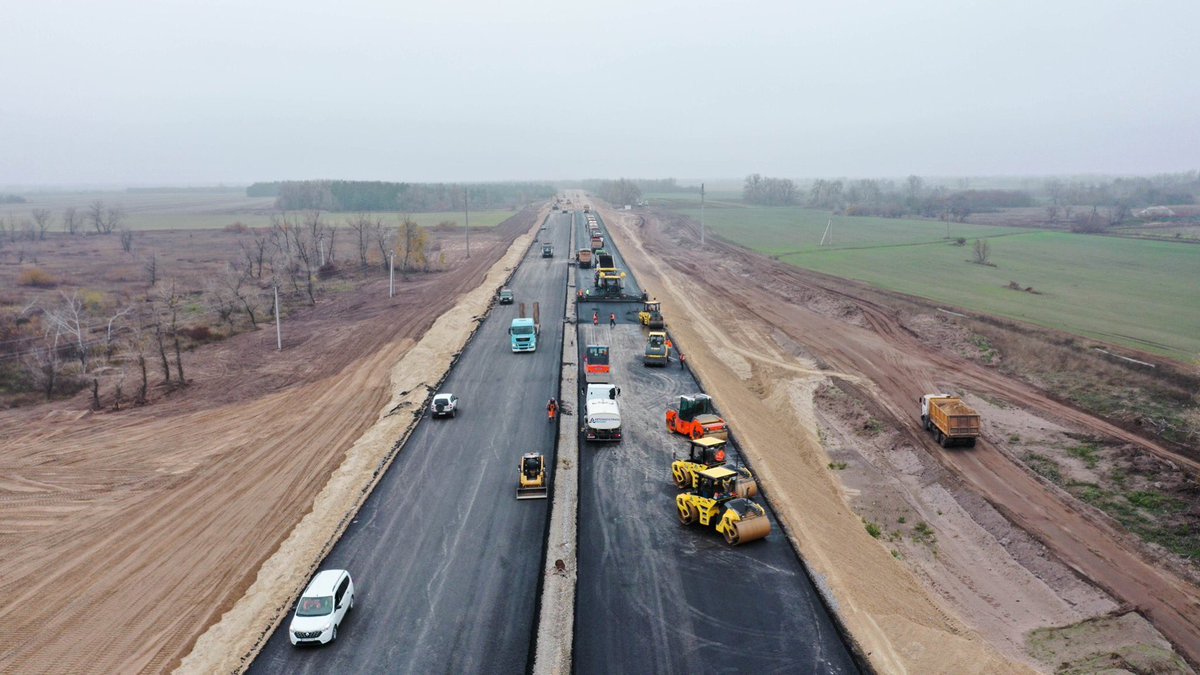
[727,516,771,545]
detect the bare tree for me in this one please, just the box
[62,206,82,235]
[43,290,91,373]
[239,229,269,279]
[125,316,150,405]
[119,227,135,253]
[31,208,52,240]
[25,319,63,400]
[972,238,992,265]
[103,205,124,234]
[158,281,186,384]
[144,251,158,286]
[1045,204,1060,224]
[372,219,393,272]
[105,305,134,359]
[88,200,106,234]
[215,264,261,327]
[346,213,374,269]
[150,299,171,385]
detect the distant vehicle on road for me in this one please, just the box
[498,287,514,304]
[289,570,354,646]
[542,243,554,258]
[431,393,459,418]
[577,248,593,268]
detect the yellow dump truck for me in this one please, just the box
[920,394,981,448]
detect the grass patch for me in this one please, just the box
[911,521,937,546]
[862,418,885,435]
[1066,443,1101,469]
[1024,452,1064,484]
[864,520,882,539]
[660,203,1200,360]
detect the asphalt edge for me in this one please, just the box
[531,210,579,675]
[216,206,551,675]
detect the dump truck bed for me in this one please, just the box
[930,398,981,438]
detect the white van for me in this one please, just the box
[289,569,354,645]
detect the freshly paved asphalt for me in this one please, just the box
[572,213,859,674]
[250,211,571,674]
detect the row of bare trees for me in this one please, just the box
[19,285,187,406]
[0,201,124,247]
[5,209,438,409]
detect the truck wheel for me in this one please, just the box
[939,433,949,448]
[966,437,977,448]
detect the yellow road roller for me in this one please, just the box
[670,437,757,498]
[676,466,770,545]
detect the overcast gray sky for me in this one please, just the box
[2,0,1197,186]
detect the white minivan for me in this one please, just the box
[289,569,354,646]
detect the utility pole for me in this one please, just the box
[464,187,471,259]
[273,284,282,351]
[700,182,706,246]
[388,251,395,298]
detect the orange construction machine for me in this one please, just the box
[666,394,728,440]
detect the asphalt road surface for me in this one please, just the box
[250,212,572,674]
[572,214,858,674]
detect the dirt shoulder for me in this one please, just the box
[600,203,1199,672]
[0,208,541,674]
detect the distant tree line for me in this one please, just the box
[246,180,555,212]
[593,179,643,206]
[1,194,27,204]
[577,178,690,196]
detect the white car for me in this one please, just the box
[431,393,459,418]
[289,569,354,646]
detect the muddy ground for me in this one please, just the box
[599,202,1198,673]
[0,209,537,673]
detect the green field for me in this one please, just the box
[671,204,1200,360]
[0,191,515,231]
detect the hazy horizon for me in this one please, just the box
[3,1,1197,186]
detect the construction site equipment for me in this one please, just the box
[509,302,540,352]
[587,270,626,299]
[676,466,771,545]
[921,394,981,448]
[584,205,591,213]
[590,235,604,251]
[517,452,548,499]
[584,344,611,380]
[643,331,671,366]
[542,243,554,258]
[577,249,593,268]
[666,394,728,440]
[583,397,622,442]
[671,437,758,498]
[595,251,615,269]
[638,300,664,329]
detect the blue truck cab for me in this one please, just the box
[509,302,540,352]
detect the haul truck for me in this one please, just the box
[510,302,540,352]
[920,394,981,448]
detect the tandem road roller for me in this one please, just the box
[676,465,771,546]
[671,436,757,498]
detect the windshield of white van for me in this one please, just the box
[296,596,333,616]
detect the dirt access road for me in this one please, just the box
[0,209,537,674]
[598,203,1200,672]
